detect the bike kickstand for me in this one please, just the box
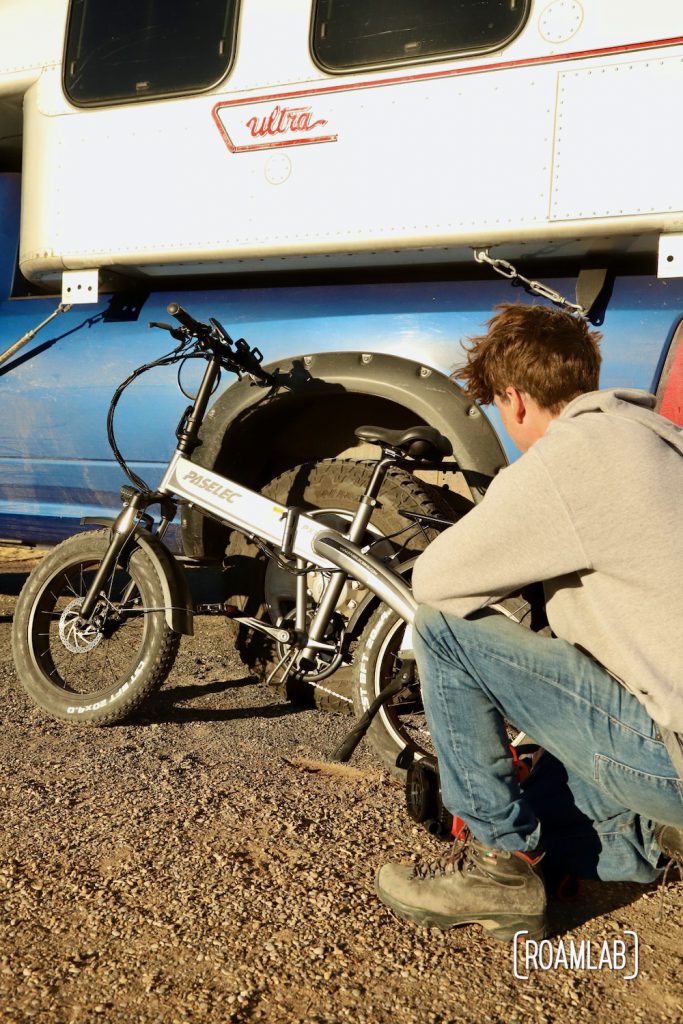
[330,674,409,764]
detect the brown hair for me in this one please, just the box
[453,303,602,413]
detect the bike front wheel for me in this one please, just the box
[12,530,180,724]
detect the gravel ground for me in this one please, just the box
[0,551,681,1024]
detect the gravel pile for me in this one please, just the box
[0,569,681,1024]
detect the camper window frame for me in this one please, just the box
[62,0,241,108]
[310,0,531,75]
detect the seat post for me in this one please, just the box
[345,453,398,547]
[299,450,399,659]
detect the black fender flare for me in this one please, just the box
[183,350,506,558]
[81,519,194,636]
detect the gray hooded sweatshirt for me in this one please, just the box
[412,388,683,777]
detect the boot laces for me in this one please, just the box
[411,833,476,879]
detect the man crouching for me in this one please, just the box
[376,303,683,941]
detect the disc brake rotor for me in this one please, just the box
[58,597,104,653]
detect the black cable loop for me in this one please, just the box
[106,338,196,491]
[176,355,222,401]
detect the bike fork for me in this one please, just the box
[77,505,139,620]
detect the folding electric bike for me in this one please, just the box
[12,303,477,769]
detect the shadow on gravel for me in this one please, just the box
[137,677,306,725]
[0,571,29,596]
[161,677,257,700]
[547,878,658,936]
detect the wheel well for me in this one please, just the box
[181,350,505,559]
[221,390,428,486]
[183,391,436,559]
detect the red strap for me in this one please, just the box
[510,743,530,782]
[451,815,467,839]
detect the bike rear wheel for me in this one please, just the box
[354,605,434,774]
[354,596,541,774]
[12,530,180,724]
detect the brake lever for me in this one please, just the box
[148,321,186,341]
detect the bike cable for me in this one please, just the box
[106,337,197,492]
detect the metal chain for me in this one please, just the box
[308,679,355,705]
[473,248,588,317]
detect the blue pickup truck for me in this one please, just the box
[1,171,681,561]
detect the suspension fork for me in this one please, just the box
[78,505,139,620]
[299,455,398,662]
[78,495,178,622]
[116,512,175,609]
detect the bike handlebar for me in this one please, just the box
[167,302,208,336]
[164,301,276,386]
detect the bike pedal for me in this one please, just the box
[194,602,240,617]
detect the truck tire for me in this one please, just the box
[222,459,457,710]
[11,530,180,724]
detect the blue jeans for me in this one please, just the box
[413,607,683,883]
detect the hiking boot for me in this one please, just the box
[655,823,683,864]
[375,834,547,942]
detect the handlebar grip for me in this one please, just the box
[167,302,207,335]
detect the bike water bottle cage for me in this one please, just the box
[354,425,452,464]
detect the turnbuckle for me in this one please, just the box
[473,248,588,316]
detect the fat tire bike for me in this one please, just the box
[11,303,531,770]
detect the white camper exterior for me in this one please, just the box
[0,0,682,288]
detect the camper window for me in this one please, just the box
[312,0,530,72]
[64,0,240,106]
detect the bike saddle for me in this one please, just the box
[354,424,453,463]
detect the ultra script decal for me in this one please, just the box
[213,99,338,153]
[212,34,683,156]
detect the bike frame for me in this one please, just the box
[160,449,417,622]
[80,342,417,670]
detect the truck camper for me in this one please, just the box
[0,0,681,566]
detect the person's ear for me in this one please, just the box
[504,386,527,424]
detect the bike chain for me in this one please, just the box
[307,678,355,705]
[473,248,588,317]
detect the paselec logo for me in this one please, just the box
[181,468,240,504]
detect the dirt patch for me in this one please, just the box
[0,575,681,1023]
[0,543,49,574]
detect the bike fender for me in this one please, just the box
[312,531,417,624]
[80,518,194,636]
[346,555,418,637]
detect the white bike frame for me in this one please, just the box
[158,450,418,631]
